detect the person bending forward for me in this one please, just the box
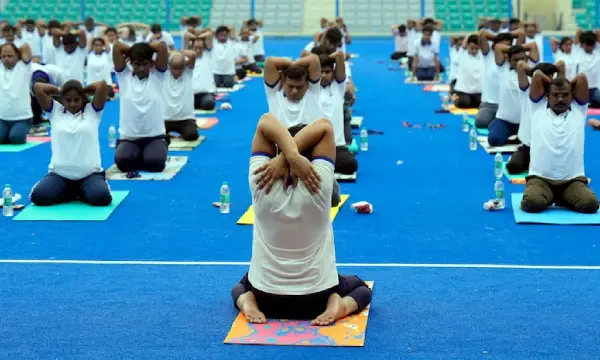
[231,114,372,325]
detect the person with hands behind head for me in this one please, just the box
[52,25,87,82]
[231,113,372,326]
[112,40,170,173]
[520,67,599,214]
[30,79,112,206]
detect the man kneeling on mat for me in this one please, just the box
[520,69,599,214]
[164,51,200,142]
[30,80,112,206]
[231,114,371,325]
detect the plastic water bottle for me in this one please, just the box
[494,179,505,209]
[220,182,231,214]
[469,129,477,151]
[462,115,470,132]
[108,125,117,148]
[359,129,368,151]
[494,153,503,179]
[3,184,13,217]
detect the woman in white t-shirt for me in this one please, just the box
[30,63,65,131]
[189,34,217,110]
[573,30,600,107]
[551,37,576,80]
[52,28,88,83]
[453,34,484,109]
[112,41,169,173]
[212,26,245,88]
[163,51,199,141]
[30,80,112,207]
[86,38,113,91]
[18,19,42,62]
[0,43,33,144]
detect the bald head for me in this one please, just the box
[169,52,186,79]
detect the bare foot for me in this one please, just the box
[237,292,267,324]
[312,294,360,326]
[588,119,600,130]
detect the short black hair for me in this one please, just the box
[92,37,105,46]
[48,20,61,29]
[247,19,258,26]
[283,65,308,81]
[466,34,479,45]
[2,25,15,33]
[559,36,572,47]
[580,31,596,46]
[0,43,19,56]
[509,18,521,25]
[507,44,526,59]
[530,63,558,77]
[62,33,78,46]
[311,45,330,56]
[24,19,35,25]
[422,26,434,35]
[215,25,229,35]
[130,42,154,62]
[423,18,435,26]
[318,54,335,68]
[104,27,117,35]
[494,32,514,45]
[398,24,406,33]
[324,28,343,44]
[150,24,162,33]
[490,18,501,24]
[186,17,200,27]
[60,79,88,105]
[547,77,571,94]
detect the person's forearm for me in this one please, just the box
[257,115,299,157]
[149,41,167,53]
[290,119,331,154]
[34,83,60,95]
[292,53,316,68]
[271,57,294,70]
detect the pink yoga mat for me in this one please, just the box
[588,108,600,115]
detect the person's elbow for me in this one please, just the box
[33,82,44,95]
[315,117,334,134]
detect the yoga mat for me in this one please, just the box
[196,118,219,130]
[106,156,188,180]
[247,72,264,78]
[587,108,600,115]
[215,93,228,101]
[335,172,357,182]
[405,78,440,85]
[477,136,519,154]
[348,139,358,154]
[350,116,363,129]
[195,109,217,115]
[168,136,205,150]
[511,193,600,225]
[217,84,245,93]
[424,84,450,92]
[503,162,528,184]
[26,136,51,143]
[467,118,489,135]
[13,191,129,221]
[0,141,46,152]
[350,53,360,59]
[224,281,373,346]
[448,105,478,115]
[237,194,349,225]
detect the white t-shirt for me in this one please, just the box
[525,34,544,58]
[517,86,532,145]
[449,46,460,81]
[0,60,33,121]
[414,40,437,68]
[116,66,166,139]
[163,67,195,121]
[55,46,87,83]
[86,52,113,85]
[529,98,587,181]
[495,64,521,123]
[319,79,347,146]
[0,38,23,47]
[481,52,501,104]
[20,30,41,56]
[211,40,240,75]
[192,51,216,93]
[80,25,103,40]
[265,79,325,128]
[574,44,600,89]
[251,29,265,56]
[407,30,441,56]
[454,49,484,94]
[47,100,103,180]
[393,31,409,53]
[31,63,65,96]
[238,39,256,65]
[145,31,175,48]
[41,34,55,64]
[247,155,338,295]
[553,50,576,81]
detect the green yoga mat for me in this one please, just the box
[0,141,46,152]
[13,191,129,221]
[467,118,489,135]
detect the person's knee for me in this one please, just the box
[115,148,138,172]
[474,111,492,128]
[335,152,358,175]
[487,126,505,147]
[85,188,113,206]
[8,131,27,144]
[455,96,470,109]
[224,76,235,88]
[201,97,216,110]
[572,191,600,214]
[520,192,548,213]
[143,149,167,172]
[181,126,199,141]
[351,285,373,311]
[30,185,57,206]
[505,149,529,174]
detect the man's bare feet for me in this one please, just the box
[311,293,359,326]
[237,292,267,324]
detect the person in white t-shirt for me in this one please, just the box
[453,34,484,109]
[189,32,217,110]
[117,23,147,47]
[113,41,169,173]
[411,27,440,81]
[41,20,62,65]
[0,25,23,48]
[0,43,33,144]
[52,28,88,83]
[18,19,42,63]
[506,61,562,175]
[246,19,265,63]
[524,22,544,57]
[447,36,464,95]
[146,24,175,51]
[86,38,113,89]
[238,27,262,74]
[317,50,357,175]
[390,24,409,61]
[475,30,521,128]
[573,30,600,107]
[163,51,199,141]
[79,17,105,40]
[231,114,372,325]
[263,54,325,128]
[550,37,576,80]
[30,80,112,207]
[212,26,245,88]
[488,42,540,146]
[520,71,599,214]
[30,63,65,131]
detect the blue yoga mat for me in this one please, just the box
[511,193,600,225]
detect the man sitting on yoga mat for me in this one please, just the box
[187,31,217,111]
[487,42,539,146]
[506,61,563,174]
[317,50,357,175]
[520,69,599,214]
[163,51,200,142]
[411,26,439,81]
[390,24,409,61]
[231,114,372,325]
[453,33,484,109]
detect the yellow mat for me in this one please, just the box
[224,281,373,346]
[237,194,349,225]
[448,105,478,115]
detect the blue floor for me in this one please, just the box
[1,37,599,359]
